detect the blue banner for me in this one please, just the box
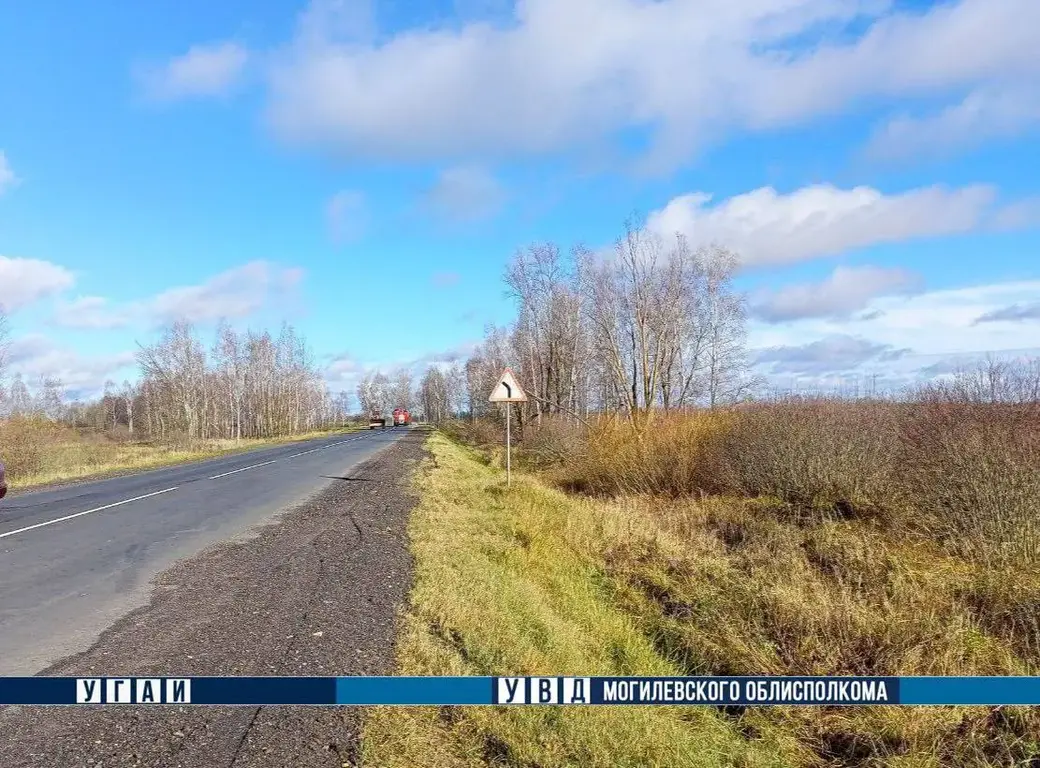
[1,676,1038,706]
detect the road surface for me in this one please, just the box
[0,429,425,767]
[0,427,409,675]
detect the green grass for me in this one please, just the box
[362,433,788,768]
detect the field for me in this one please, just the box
[0,416,363,491]
[365,391,1040,767]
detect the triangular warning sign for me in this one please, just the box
[489,368,527,402]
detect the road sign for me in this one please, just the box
[488,368,526,487]
[488,368,527,403]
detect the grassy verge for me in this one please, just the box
[363,432,1040,768]
[6,425,365,491]
[363,433,787,768]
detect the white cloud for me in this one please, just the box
[326,190,367,244]
[151,262,301,324]
[646,183,1002,268]
[6,334,135,398]
[752,265,922,322]
[53,296,136,330]
[755,334,910,376]
[264,0,1040,167]
[989,197,1040,231]
[137,41,249,101]
[865,86,1040,161]
[749,280,1040,387]
[0,151,18,195]
[974,301,1040,324]
[422,166,505,222]
[324,341,478,393]
[51,261,304,329]
[297,0,378,46]
[0,256,75,312]
[750,279,1040,368]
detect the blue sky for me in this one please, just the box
[1,0,1038,399]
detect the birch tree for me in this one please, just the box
[390,368,414,410]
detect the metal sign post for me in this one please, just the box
[488,368,527,487]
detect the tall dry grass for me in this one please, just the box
[536,374,1039,567]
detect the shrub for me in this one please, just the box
[439,418,503,450]
[897,398,1040,566]
[515,416,585,470]
[716,399,900,520]
[561,411,732,497]
[0,416,66,477]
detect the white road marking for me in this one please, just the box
[208,459,279,480]
[287,447,323,458]
[286,435,365,458]
[0,487,181,541]
[0,432,382,542]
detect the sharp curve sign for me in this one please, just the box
[488,368,528,403]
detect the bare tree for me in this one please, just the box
[7,373,33,416]
[132,320,337,442]
[699,246,754,408]
[467,218,755,423]
[446,363,467,417]
[419,366,450,423]
[213,321,245,441]
[506,244,587,423]
[390,368,414,410]
[36,377,66,421]
[120,380,136,436]
[356,372,379,417]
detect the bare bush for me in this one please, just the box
[717,399,900,518]
[516,416,586,470]
[899,366,1040,565]
[546,359,1040,566]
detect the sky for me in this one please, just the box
[0,0,1038,400]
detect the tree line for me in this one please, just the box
[2,218,752,433]
[389,222,754,425]
[0,312,351,442]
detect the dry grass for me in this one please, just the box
[0,416,362,490]
[549,393,1039,568]
[365,432,1040,767]
[596,494,1040,764]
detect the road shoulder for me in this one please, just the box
[0,430,426,768]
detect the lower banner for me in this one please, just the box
[1,676,1038,706]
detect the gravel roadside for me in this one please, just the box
[0,429,427,768]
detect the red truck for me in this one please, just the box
[392,408,411,427]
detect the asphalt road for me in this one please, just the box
[0,427,409,675]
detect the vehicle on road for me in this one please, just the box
[369,415,387,429]
[0,461,6,500]
[392,408,411,427]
